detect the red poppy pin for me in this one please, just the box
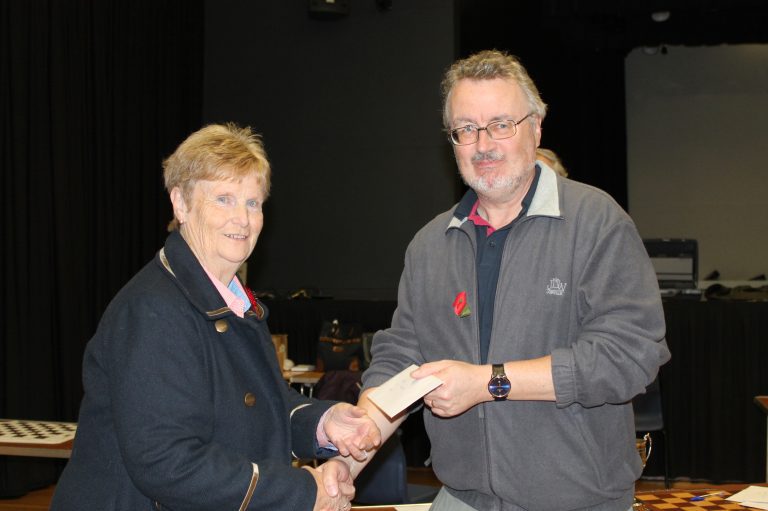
[244,286,265,320]
[453,291,471,318]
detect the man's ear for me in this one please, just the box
[169,187,188,224]
[533,117,543,147]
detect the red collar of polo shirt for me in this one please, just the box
[468,200,495,236]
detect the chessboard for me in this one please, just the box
[635,490,749,510]
[0,419,77,445]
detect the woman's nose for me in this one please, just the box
[232,202,249,225]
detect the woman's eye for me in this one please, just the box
[215,195,234,206]
[246,199,260,210]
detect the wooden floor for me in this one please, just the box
[0,485,53,510]
[0,470,732,511]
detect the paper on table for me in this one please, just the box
[728,485,768,510]
[352,505,432,510]
[368,364,443,418]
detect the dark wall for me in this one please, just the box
[458,0,631,207]
[203,0,459,300]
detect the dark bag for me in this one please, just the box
[316,319,363,371]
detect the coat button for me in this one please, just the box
[215,319,228,333]
[244,392,256,407]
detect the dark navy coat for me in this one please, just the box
[52,231,336,510]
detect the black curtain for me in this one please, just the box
[458,0,630,208]
[661,300,768,483]
[0,0,203,496]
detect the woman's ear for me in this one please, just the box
[170,187,189,225]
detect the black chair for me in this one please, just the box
[353,432,439,505]
[361,332,375,369]
[633,377,670,488]
[313,370,361,404]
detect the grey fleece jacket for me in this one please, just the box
[362,165,670,511]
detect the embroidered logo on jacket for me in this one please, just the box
[546,278,567,296]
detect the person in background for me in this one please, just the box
[51,123,379,511]
[536,146,568,177]
[352,50,670,511]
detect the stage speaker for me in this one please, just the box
[643,238,698,291]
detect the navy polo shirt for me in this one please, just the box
[454,166,541,364]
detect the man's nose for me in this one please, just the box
[475,128,495,152]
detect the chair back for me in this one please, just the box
[362,332,375,368]
[314,370,361,403]
[353,434,408,505]
[633,377,664,432]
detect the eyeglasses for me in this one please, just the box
[447,113,533,146]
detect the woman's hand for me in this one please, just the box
[303,460,355,511]
[323,403,381,460]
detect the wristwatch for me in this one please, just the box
[487,363,511,401]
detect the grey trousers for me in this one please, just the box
[429,488,479,511]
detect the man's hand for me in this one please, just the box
[303,460,354,511]
[412,357,555,416]
[411,360,490,417]
[323,403,381,460]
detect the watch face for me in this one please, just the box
[488,376,511,398]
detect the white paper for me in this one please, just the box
[728,485,768,510]
[352,504,432,510]
[368,364,443,418]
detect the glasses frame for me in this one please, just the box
[447,113,534,146]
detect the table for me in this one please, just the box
[0,419,76,459]
[349,484,768,511]
[283,370,324,397]
[755,396,768,481]
[0,439,73,459]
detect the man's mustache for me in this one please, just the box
[471,151,504,162]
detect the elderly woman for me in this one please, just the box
[51,123,379,511]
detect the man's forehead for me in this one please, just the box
[449,78,527,118]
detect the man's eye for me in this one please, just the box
[495,122,510,130]
[459,125,477,134]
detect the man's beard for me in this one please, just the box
[465,173,519,194]
[461,150,532,201]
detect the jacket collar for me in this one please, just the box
[447,164,561,231]
[528,162,562,218]
[156,230,266,321]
